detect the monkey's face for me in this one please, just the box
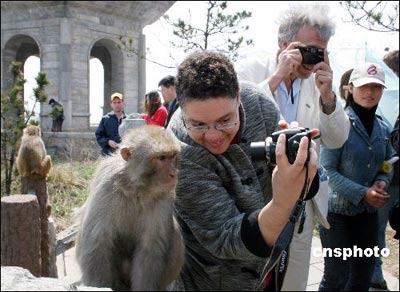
[150,152,179,192]
[120,125,181,194]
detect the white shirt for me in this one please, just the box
[277,78,301,123]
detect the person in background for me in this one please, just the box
[383,50,399,78]
[389,116,399,241]
[167,50,320,291]
[319,62,396,291]
[142,90,168,127]
[338,69,353,102]
[158,75,179,127]
[49,98,64,132]
[235,3,350,290]
[370,49,399,289]
[95,92,126,156]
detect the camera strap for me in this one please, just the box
[290,79,295,105]
[256,165,310,291]
[256,198,306,291]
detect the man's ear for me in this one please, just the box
[120,147,131,161]
[279,41,289,50]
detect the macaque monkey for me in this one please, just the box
[16,125,52,179]
[76,125,184,291]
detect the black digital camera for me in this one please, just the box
[298,46,324,65]
[250,128,312,165]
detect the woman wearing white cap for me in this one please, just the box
[318,62,396,291]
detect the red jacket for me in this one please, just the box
[143,105,168,127]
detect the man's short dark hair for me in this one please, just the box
[176,51,239,108]
[48,98,55,105]
[383,50,399,77]
[158,75,176,88]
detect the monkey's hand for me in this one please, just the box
[40,155,52,178]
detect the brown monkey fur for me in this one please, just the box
[76,125,184,291]
[16,125,52,179]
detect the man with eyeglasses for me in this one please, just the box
[167,50,320,291]
[236,3,350,290]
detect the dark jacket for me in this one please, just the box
[95,111,126,156]
[389,116,399,239]
[50,100,64,121]
[390,115,399,185]
[164,98,179,128]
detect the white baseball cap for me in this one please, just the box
[349,62,386,88]
[111,92,124,101]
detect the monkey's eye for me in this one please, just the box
[159,155,166,161]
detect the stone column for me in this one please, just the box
[60,18,72,131]
[1,195,41,277]
[138,33,146,112]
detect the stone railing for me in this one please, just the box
[42,132,100,161]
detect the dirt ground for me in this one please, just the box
[382,226,399,278]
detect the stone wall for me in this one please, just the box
[1,1,175,132]
[42,131,101,161]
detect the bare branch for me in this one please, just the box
[340,1,399,32]
[117,36,176,69]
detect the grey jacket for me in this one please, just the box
[168,82,281,291]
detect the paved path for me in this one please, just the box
[307,236,399,291]
[57,236,399,291]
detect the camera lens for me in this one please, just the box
[250,137,275,164]
[249,128,311,165]
[250,141,267,161]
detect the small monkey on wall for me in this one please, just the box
[76,125,184,291]
[16,125,52,179]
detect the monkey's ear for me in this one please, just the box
[120,147,131,161]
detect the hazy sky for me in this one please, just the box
[24,1,399,125]
[143,1,398,92]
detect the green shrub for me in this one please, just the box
[1,159,98,232]
[48,160,97,231]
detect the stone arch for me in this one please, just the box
[2,34,41,91]
[2,1,175,133]
[89,38,124,116]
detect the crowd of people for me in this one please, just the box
[94,76,178,156]
[92,2,398,291]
